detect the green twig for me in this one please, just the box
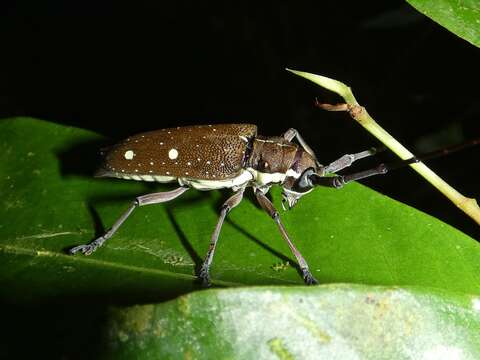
[287,68,480,226]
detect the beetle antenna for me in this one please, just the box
[384,136,480,171]
[309,136,480,188]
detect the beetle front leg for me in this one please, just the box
[282,128,320,166]
[199,188,245,287]
[323,148,380,174]
[69,186,189,255]
[254,189,318,285]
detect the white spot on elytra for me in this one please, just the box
[185,172,189,175]
[220,162,224,166]
[160,142,164,145]
[187,162,191,166]
[150,161,154,165]
[135,169,139,172]
[168,148,179,160]
[197,158,201,161]
[124,150,135,160]
[206,161,211,165]
[166,171,170,175]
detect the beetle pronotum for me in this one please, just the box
[68,123,473,285]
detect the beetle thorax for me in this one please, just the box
[245,136,317,188]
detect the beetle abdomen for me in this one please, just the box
[97,124,257,181]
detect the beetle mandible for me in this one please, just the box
[69,123,390,286]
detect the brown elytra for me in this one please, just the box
[97,124,257,180]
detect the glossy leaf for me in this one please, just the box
[1,118,479,304]
[104,285,480,359]
[406,0,480,47]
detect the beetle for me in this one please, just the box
[68,123,402,286]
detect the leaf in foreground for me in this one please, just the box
[103,285,480,359]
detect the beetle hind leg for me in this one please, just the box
[198,188,245,287]
[68,186,189,256]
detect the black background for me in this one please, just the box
[1,1,479,357]
[2,1,479,237]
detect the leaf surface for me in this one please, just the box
[0,118,479,303]
[104,285,480,359]
[406,0,480,47]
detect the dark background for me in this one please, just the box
[2,1,479,238]
[1,1,479,357]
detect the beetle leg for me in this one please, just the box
[199,188,245,287]
[322,147,381,174]
[254,189,318,285]
[312,164,388,188]
[282,128,320,166]
[69,186,189,256]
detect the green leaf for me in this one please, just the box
[104,285,480,359]
[406,0,480,48]
[0,118,479,304]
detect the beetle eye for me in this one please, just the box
[291,168,315,193]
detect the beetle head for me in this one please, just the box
[281,167,318,210]
[281,147,323,210]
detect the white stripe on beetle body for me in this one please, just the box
[113,167,301,190]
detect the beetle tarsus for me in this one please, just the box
[68,237,105,256]
[302,268,318,285]
[198,267,212,288]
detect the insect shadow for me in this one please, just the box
[56,137,113,178]
[166,207,204,275]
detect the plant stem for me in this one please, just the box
[287,68,480,226]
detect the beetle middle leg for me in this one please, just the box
[199,187,245,287]
[254,189,318,285]
[69,186,189,256]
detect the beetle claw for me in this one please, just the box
[198,267,212,288]
[69,244,93,255]
[302,269,319,285]
[68,238,104,256]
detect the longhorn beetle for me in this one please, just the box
[68,124,475,286]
